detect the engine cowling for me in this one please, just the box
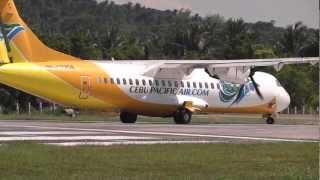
[206,67,250,84]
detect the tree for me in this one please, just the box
[280,22,308,56]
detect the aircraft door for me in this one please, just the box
[79,76,91,99]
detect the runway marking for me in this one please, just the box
[0,131,106,135]
[0,136,154,141]
[2,125,318,143]
[46,140,222,146]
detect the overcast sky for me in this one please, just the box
[101,0,319,28]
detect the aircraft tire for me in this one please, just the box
[174,109,192,124]
[266,117,275,124]
[120,112,137,123]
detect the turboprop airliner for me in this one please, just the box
[0,0,318,124]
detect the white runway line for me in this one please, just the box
[3,125,318,143]
[0,131,105,135]
[0,136,154,141]
[46,140,222,146]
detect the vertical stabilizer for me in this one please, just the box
[0,0,80,62]
[0,27,10,63]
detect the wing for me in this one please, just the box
[142,57,319,83]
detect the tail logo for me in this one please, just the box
[219,80,255,104]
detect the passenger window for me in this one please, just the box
[211,83,215,89]
[180,81,185,88]
[168,81,172,87]
[110,78,115,84]
[135,79,140,86]
[161,80,166,87]
[174,81,179,88]
[129,79,133,85]
[104,77,108,84]
[116,78,121,85]
[199,82,203,89]
[217,83,221,90]
[149,80,153,86]
[123,78,127,85]
[193,82,197,88]
[142,79,146,86]
[205,82,209,89]
[155,80,159,86]
[187,82,191,88]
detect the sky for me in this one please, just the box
[100,0,319,28]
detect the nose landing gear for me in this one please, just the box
[263,114,276,124]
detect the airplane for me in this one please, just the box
[0,0,318,124]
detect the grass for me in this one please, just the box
[0,143,318,180]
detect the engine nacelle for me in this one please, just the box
[206,66,250,84]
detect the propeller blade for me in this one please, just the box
[250,75,264,100]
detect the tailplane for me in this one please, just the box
[0,0,80,63]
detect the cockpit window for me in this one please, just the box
[276,80,282,87]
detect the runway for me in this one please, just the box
[0,120,318,146]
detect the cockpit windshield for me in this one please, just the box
[276,80,282,87]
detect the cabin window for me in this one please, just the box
[155,80,159,86]
[217,83,221,90]
[187,82,191,88]
[135,79,140,86]
[193,82,197,88]
[161,80,166,87]
[205,82,209,89]
[174,81,179,88]
[116,78,121,85]
[149,80,153,86]
[142,79,146,86]
[180,81,185,88]
[211,83,215,89]
[110,78,115,84]
[199,82,203,89]
[104,77,108,84]
[123,78,127,85]
[168,81,172,87]
[129,79,133,85]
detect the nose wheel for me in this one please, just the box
[266,117,275,124]
[263,114,275,124]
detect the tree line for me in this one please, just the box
[0,0,318,113]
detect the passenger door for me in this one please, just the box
[79,76,91,99]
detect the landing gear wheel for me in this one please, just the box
[266,117,275,124]
[120,112,137,124]
[174,109,192,124]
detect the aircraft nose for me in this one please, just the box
[276,88,291,112]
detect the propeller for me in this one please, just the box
[249,69,264,100]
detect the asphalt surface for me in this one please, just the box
[0,121,318,146]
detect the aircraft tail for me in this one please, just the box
[0,29,10,63]
[0,0,80,63]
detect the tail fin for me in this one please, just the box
[0,28,10,63]
[0,0,80,62]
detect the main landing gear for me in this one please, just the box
[174,108,192,124]
[263,114,275,124]
[120,112,137,124]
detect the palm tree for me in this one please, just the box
[280,22,307,56]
